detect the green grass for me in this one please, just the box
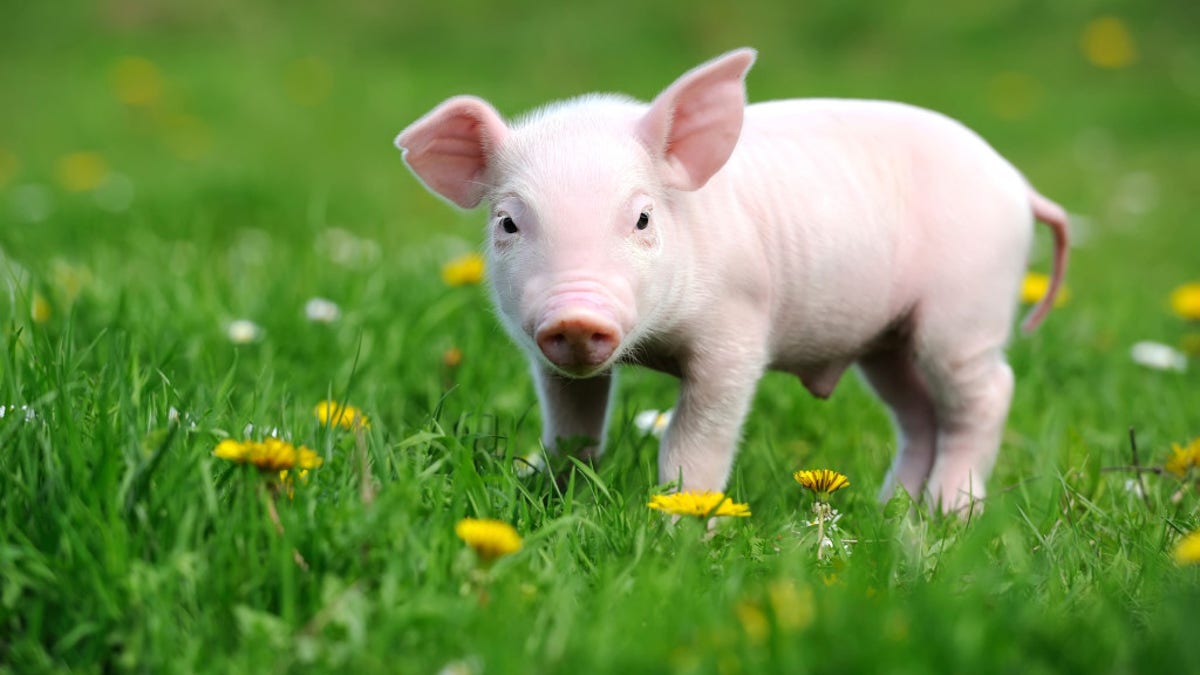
[2,1,1199,673]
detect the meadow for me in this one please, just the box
[2,1,1199,672]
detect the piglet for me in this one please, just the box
[395,48,1068,513]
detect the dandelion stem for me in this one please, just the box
[814,501,829,562]
[263,483,310,572]
[356,425,375,506]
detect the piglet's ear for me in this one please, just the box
[637,48,756,191]
[395,96,509,209]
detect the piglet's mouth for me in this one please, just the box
[534,310,623,377]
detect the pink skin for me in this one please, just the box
[395,49,1069,514]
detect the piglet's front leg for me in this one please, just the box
[532,362,615,460]
[658,342,767,493]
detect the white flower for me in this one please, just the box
[633,408,672,437]
[167,406,197,429]
[0,404,36,421]
[1130,341,1187,372]
[226,319,263,344]
[304,297,341,323]
[437,658,480,675]
[515,449,546,478]
[241,421,282,439]
[1123,479,1146,498]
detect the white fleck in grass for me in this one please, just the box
[304,297,341,323]
[0,404,36,421]
[634,408,672,437]
[1130,341,1187,372]
[226,319,263,344]
[515,448,546,478]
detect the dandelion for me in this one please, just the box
[1170,283,1200,321]
[1165,438,1200,477]
[795,469,851,561]
[30,292,51,324]
[766,578,815,632]
[648,491,751,518]
[1020,272,1069,307]
[226,319,263,344]
[455,518,523,562]
[634,409,672,437]
[314,400,369,430]
[111,56,164,107]
[794,469,851,500]
[304,297,341,323]
[1081,16,1136,69]
[1130,341,1187,372]
[442,253,485,286]
[213,437,323,472]
[443,347,463,368]
[1174,530,1200,565]
[735,601,770,646]
[55,152,109,193]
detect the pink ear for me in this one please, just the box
[637,48,756,191]
[395,96,509,209]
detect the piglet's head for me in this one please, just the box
[396,49,756,377]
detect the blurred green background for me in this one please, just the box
[2,0,1197,254]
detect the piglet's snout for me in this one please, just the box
[535,312,622,372]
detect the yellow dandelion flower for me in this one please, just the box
[30,292,51,324]
[1174,530,1200,565]
[56,152,109,192]
[767,578,815,632]
[1020,272,1069,307]
[314,400,369,430]
[213,438,323,472]
[794,469,851,499]
[1081,16,1136,70]
[443,347,463,368]
[442,253,485,286]
[1165,438,1200,477]
[1170,283,1200,321]
[110,56,164,107]
[647,491,751,518]
[455,518,523,561]
[735,601,769,646]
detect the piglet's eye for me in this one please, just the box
[500,216,519,234]
[636,212,650,230]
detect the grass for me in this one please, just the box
[2,1,1199,673]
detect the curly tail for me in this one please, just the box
[1021,190,1070,333]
